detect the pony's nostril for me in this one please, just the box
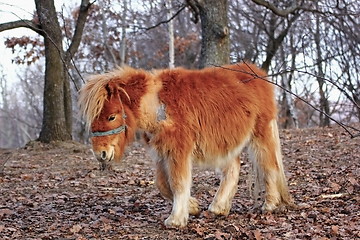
[101,151,107,160]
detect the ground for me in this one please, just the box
[0,126,359,240]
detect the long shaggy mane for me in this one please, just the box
[78,67,130,127]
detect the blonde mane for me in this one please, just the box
[78,67,131,128]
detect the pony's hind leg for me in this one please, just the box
[208,156,241,216]
[155,158,200,216]
[248,119,292,211]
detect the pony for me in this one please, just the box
[78,63,293,227]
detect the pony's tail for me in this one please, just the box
[248,119,293,210]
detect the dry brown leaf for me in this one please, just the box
[194,225,205,236]
[348,177,358,185]
[254,229,262,240]
[330,181,341,192]
[70,224,82,233]
[331,225,339,235]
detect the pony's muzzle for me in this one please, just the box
[94,150,114,162]
[100,151,107,160]
[92,148,115,170]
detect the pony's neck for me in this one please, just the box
[125,74,164,134]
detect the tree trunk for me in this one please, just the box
[120,0,128,67]
[167,0,175,68]
[195,0,230,68]
[280,33,298,129]
[314,14,330,127]
[35,0,72,142]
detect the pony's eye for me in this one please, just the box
[108,115,116,121]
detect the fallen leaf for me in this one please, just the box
[214,230,224,240]
[0,208,13,217]
[330,182,341,192]
[193,225,205,236]
[348,177,358,185]
[254,229,262,240]
[331,225,339,235]
[70,224,82,233]
[76,237,88,240]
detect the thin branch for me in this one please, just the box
[0,108,40,130]
[251,0,300,17]
[185,0,200,23]
[0,19,42,35]
[212,62,360,138]
[141,4,186,31]
[296,70,360,109]
[65,0,94,61]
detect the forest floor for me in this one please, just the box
[0,125,359,240]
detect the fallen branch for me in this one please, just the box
[320,193,346,199]
[0,151,12,176]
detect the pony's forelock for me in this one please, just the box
[78,76,108,129]
[78,67,130,129]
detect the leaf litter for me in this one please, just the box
[0,125,359,239]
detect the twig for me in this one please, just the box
[212,62,360,138]
[141,4,186,31]
[0,152,12,176]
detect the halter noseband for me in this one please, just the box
[90,113,127,137]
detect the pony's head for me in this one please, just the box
[79,74,135,170]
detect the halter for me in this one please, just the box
[90,124,126,137]
[90,103,128,138]
[90,91,129,138]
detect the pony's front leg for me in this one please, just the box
[209,157,241,216]
[156,158,200,216]
[164,154,192,227]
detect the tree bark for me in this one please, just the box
[35,0,71,142]
[189,0,230,68]
[120,0,128,67]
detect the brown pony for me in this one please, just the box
[78,63,293,227]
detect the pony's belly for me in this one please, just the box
[192,139,249,169]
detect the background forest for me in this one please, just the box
[0,0,359,148]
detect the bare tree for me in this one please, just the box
[246,0,359,130]
[0,0,92,143]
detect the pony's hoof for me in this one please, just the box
[262,200,297,213]
[189,197,200,216]
[164,215,188,228]
[208,203,230,216]
[262,202,277,212]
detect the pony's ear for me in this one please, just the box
[105,82,130,103]
[105,82,118,97]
